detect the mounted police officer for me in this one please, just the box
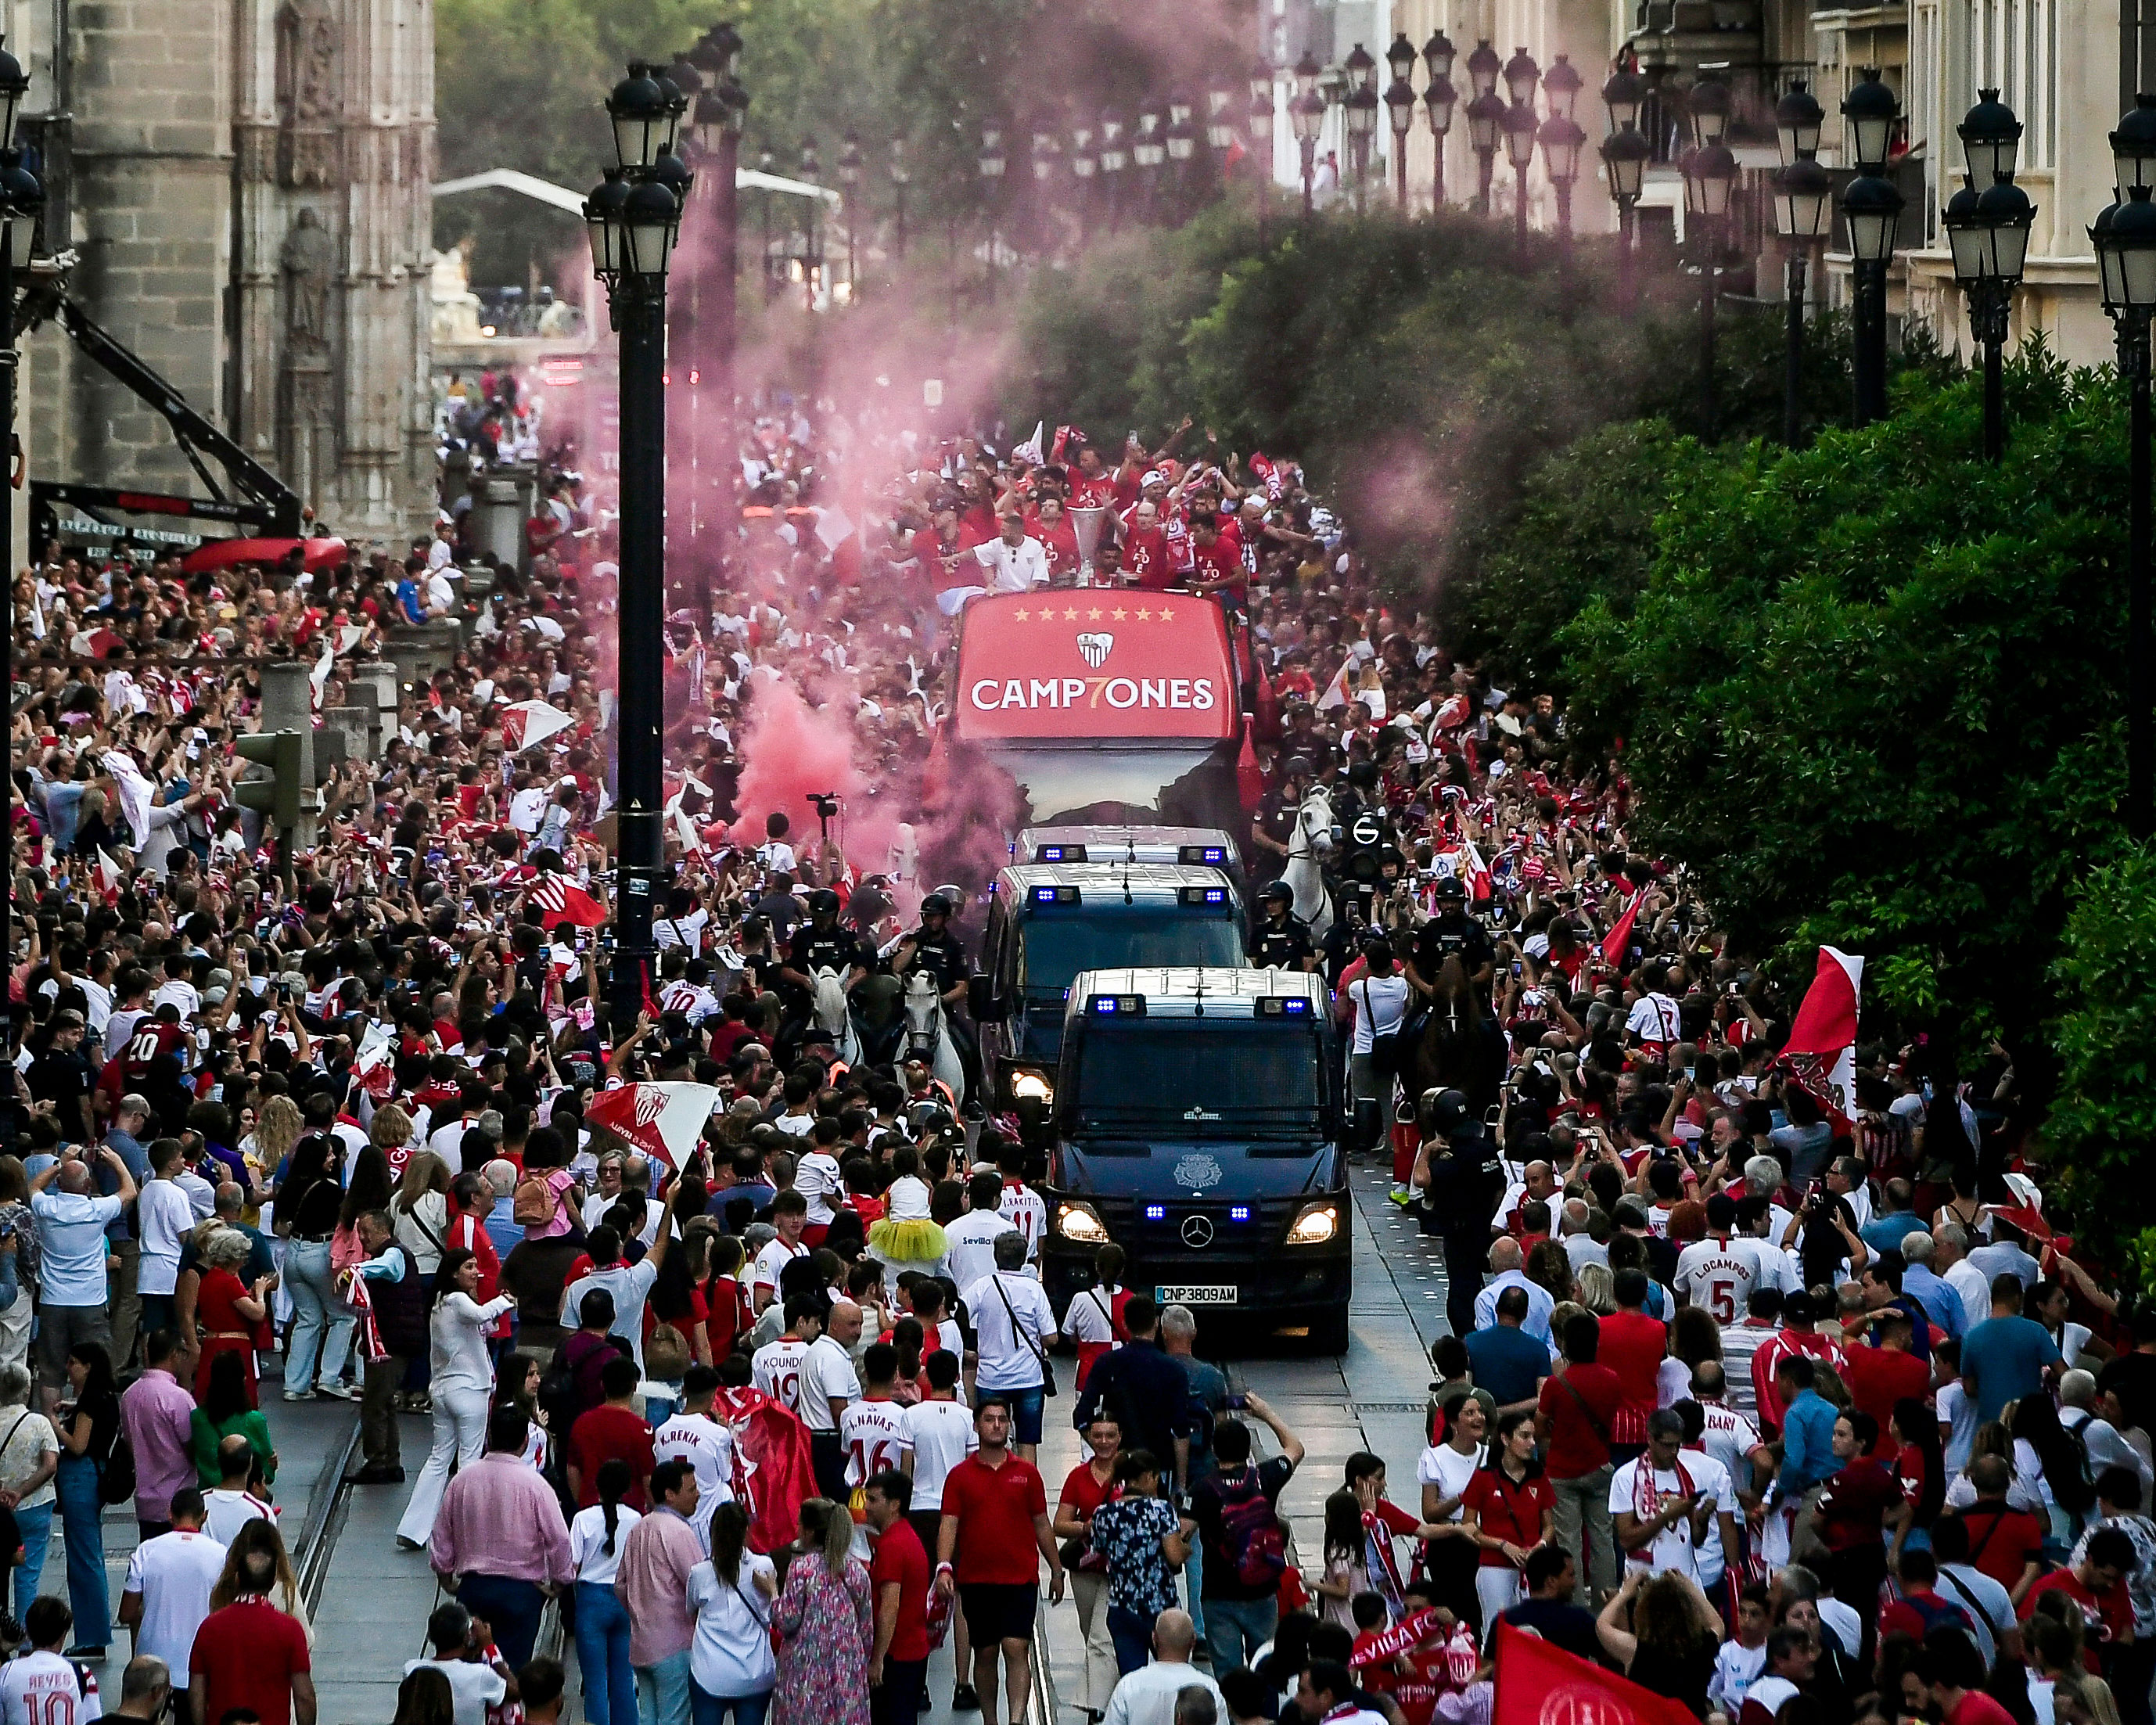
[1247,880,1318,972]
[1414,1087,1506,1338]
[892,890,981,1105]
[776,889,871,1057]
[1404,875,1495,1003]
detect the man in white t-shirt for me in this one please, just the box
[0,1598,99,1725]
[118,1491,227,1677]
[794,1134,846,1234]
[995,1171,1047,1267]
[839,1346,911,1502]
[898,1354,978,1518]
[651,1367,736,1549]
[1609,1411,1713,1577]
[1675,1196,1763,1328]
[561,1217,669,1371]
[1624,976,1682,1048]
[751,1300,822,1415]
[202,1434,276,1546]
[799,1302,864,1498]
[135,1140,201,1339]
[752,1195,811,1311]
[961,1232,1059,1461]
[942,1172,1018,1291]
[1671,1407,1741,1593]
[404,1600,513,1725]
[1687,1364,1771,1497]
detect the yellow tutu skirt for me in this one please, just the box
[868,1216,948,1262]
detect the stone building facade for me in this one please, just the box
[13,0,435,546]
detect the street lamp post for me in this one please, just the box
[1680,131,1738,437]
[1166,95,1198,223]
[686,22,746,588]
[1465,41,1503,216]
[1385,35,1418,209]
[1422,32,1456,214]
[1540,108,1586,282]
[2096,102,2156,836]
[1842,70,1904,426]
[1342,45,1379,212]
[1099,112,1129,233]
[1069,120,1097,238]
[757,143,776,299]
[1774,80,1827,447]
[1206,78,1237,214]
[1502,47,1540,259]
[1032,122,1062,250]
[1133,101,1165,222]
[1291,54,1325,217]
[798,135,821,311]
[837,130,861,299]
[1602,63,1649,307]
[977,120,1005,299]
[1944,90,2033,460]
[586,61,688,1023]
[0,36,34,1005]
[1246,66,1274,237]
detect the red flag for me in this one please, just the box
[527,874,607,929]
[921,720,950,810]
[1492,1619,1695,1725]
[640,962,662,1021]
[1780,946,1864,1133]
[1252,653,1282,743]
[1237,717,1265,814]
[713,1386,817,1554]
[1601,886,1646,964]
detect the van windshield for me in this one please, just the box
[1067,1020,1324,1137]
[1018,912,1245,994]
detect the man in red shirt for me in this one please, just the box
[1026,495,1081,586]
[1535,1313,1623,1605]
[1187,513,1246,608]
[1950,1454,2048,1597]
[568,1354,656,1510]
[1877,1547,1978,1647]
[1813,1410,1903,1658]
[2018,1527,2137,1673]
[1924,1622,2023,1725]
[189,1536,315,1725]
[1843,1309,1931,1455]
[865,1469,932,1725]
[1751,1293,1849,1435]
[1597,1271,1669,1452]
[1121,499,1174,591]
[934,1396,1064,1725]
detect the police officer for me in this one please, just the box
[779,889,871,997]
[893,892,968,1006]
[1415,1088,1506,1339]
[1247,881,1318,971]
[1250,756,1313,868]
[1405,875,1495,1002]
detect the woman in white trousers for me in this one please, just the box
[394,1246,514,1549]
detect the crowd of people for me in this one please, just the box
[3,383,2151,1725]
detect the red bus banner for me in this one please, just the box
[952,591,1238,744]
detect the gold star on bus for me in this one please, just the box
[1158,607,1176,621]
[1037,609,1058,625]
[1087,608,1103,620]
[1111,607,1128,620]
[1135,608,1152,620]
[1012,609,1029,622]
[1063,607,1080,620]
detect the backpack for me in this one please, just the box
[1214,1466,1288,1590]
[97,1432,136,1507]
[1898,1586,1975,1641]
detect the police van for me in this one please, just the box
[1014,825,1245,902]
[971,862,1248,1115]
[1036,966,1352,1352]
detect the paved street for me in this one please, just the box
[150,1163,1457,1722]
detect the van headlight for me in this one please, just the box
[1012,1069,1055,1105]
[1055,1202,1110,1245]
[1285,1203,1339,1246]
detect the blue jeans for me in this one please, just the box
[1005,1384,1044,1447]
[635,1650,694,1725]
[1106,1603,1155,1676]
[454,1572,546,1671]
[689,1681,771,1725]
[575,1581,638,1725]
[1202,1595,1277,1674]
[1182,1536,1205,1642]
[54,1454,109,1647]
[11,1501,52,1623]
[283,1239,354,1393]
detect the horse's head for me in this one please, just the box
[810,965,849,1027]
[1294,790,1335,857]
[901,969,941,1040]
[1434,952,1472,998]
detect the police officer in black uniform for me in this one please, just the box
[893,890,980,1102]
[1250,756,1313,872]
[779,889,871,1000]
[1246,881,1318,971]
[1404,875,1496,1001]
[1417,1087,1506,1338]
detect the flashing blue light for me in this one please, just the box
[1144,1204,1166,1221]
[1033,886,1058,904]
[1040,846,1065,861]
[1283,997,1310,1015]
[1230,1205,1252,1223]
[1204,887,1226,904]
[1094,997,1118,1014]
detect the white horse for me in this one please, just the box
[1282,785,1336,940]
[901,969,967,1101]
[810,965,861,1066]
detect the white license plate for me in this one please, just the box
[1157,1285,1238,1305]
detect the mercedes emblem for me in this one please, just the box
[1180,1213,1215,1249]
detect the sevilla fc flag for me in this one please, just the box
[1492,1620,1696,1725]
[1780,945,1863,1133]
[1237,717,1266,814]
[527,874,608,929]
[499,699,576,754]
[586,1081,721,1169]
[713,1386,817,1554]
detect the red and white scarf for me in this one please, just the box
[1626,1454,1697,1565]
